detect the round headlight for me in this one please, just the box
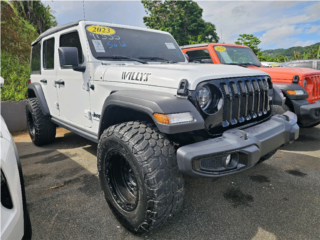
[304,79,307,88]
[197,87,211,109]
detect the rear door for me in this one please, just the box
[40,36,60,116]
[55,29,92,127]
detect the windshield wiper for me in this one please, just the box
[139,56,177,63]
[96,55,148,64]
[240,63,261,67]
[225,63,260,67]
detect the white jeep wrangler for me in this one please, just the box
[27,21,299,233]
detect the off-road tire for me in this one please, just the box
[257,149,277,164]
[98,121,185,234]
[26,98,56,146]
[301,122,320,128]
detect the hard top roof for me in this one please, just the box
[180,43,249,49]
[286,59,319,63]
[32,21,80,46]
[31,20,170,46]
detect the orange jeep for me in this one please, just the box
[181,43,320,127]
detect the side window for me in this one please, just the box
[316,61,320,70]
[295,61,313,68]
[185,49,213,63]
[60,31,84,65]
[31,43,41,74]
[43,38,55,69]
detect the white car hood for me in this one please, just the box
[96,63,269,90]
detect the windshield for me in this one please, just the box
[213,46,261,66]
[85,25,185,62]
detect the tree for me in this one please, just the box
[11,0,57,34]
[141,0,219,45]
[235,34,261,55]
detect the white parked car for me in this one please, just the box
[261,62,291,68]
[26,21,299,233]
[1,78,32,240]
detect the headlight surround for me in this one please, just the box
[304,79,307,88]
[196,86,211,109]
[196,84,223,114]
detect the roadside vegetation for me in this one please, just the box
[234,34,320,62]
[142,0,219,45]
[0,0,56,102]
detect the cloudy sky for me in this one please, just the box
[44,0,320,50]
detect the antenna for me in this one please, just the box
[83,0,86,21]
[221,30,222,43]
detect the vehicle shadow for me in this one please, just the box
[280,125,320,152]
[14,128,320,240]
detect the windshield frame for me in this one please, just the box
[84,24,186,63]
[213,45,262,67]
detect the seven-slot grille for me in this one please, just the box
[220,78,271,127]
[310,75,320,101]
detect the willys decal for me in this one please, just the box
[122,72,151,82]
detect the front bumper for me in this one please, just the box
[176,111,299,177]
[292,99,320,127]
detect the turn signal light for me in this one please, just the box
[153,113,170,125]
[286,90,305,95]
[153,112,194,125]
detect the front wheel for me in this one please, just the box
[98,121,184,234]
[26,98,56,146]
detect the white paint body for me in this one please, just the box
[0,117,24,240]
[30,21,269,136]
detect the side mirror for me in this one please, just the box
[0,76,4,88]
[58,47,86,72]
[184,53,189,62]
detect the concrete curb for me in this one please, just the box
[1,100,27,132]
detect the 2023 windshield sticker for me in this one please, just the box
[87,26,115,35]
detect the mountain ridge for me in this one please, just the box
[262,42,320,58]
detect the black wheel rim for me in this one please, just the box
[105,150,138,212]
[27,111,35,139]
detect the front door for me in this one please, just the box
[56,30,92,127]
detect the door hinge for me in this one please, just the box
[84,110,92,120]
[83,82,90,91]
[55,102,59,110]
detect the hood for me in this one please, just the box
[248,66,320,80]
[97,63,269,90]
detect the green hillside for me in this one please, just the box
[262,42,320,58]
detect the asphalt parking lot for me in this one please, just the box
[14,125,320,240]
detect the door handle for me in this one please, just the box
[54,80,65,86]
[40,79,47,84]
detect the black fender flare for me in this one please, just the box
[27,83,50,116]
[98,90,204,137]
[273,83,309,100]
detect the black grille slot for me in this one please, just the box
[219,78,271,127]
[263,79,270,112]
[246,80,256,118]
[252,80,261,116]
[220,83,232,127]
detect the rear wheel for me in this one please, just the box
[26,98,56,146]
[98,121,184,234]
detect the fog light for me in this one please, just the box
[225,155,231,165]
[315,109,320,117]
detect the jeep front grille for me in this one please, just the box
[219,78,271,127]
[310,75,320,102]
